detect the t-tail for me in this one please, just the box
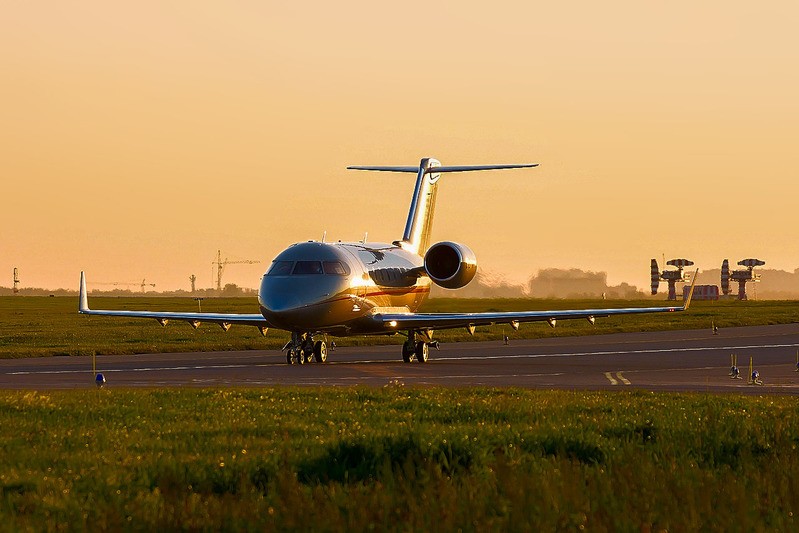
[347,158,538,255]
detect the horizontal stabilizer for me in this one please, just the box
[347,163,538,174]
[347,166,419,172]
[436,164,538,173]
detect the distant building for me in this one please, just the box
[529,268,612,298]
[684,285,719,301]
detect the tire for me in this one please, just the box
[313,340,327,363]
[296,348,305,365]
[286,350,295,365]
[415,341,429,363]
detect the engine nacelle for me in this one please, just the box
[424,241,478,289]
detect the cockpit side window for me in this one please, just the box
[292,261,324,275]
[323,261,351,276]
[267,261,294,276]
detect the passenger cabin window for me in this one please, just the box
[323,261,350,276]
[267,261,294,276]
[292,261,323,275]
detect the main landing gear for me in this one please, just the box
[285,332,328,365]
[402,331,439,363]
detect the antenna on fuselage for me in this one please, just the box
[361,232,368,244]
[322,231,327,243]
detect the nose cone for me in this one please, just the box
[259,276,349,329]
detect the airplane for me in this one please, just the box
[79,157,695,365]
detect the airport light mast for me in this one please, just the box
[722,258,764,300]
[651,258,693,301]
[211,250,259,292]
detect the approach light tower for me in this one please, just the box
[12,268,20,294]
[651,258,694,301]
[721,258,765,300]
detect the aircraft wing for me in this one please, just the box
[78,272,269,332]
[374,277,696,333]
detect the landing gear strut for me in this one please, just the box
[401,331,439,363]
[285,332,328,365]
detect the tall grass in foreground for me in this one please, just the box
[1,388,797,531]
[2,296,799,358]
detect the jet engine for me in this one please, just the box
[423,241,477,289]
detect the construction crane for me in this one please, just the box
[93,279,156,293]
[211,250,260,291]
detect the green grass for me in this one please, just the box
[2,296,799,358]
[1,388,797,531]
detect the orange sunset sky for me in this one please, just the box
[2,1,798,292]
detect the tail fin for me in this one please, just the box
[348,158,537,255]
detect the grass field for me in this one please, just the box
[1,388,797,531]
[1,296,798,359]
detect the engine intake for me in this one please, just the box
[424,241,477,289]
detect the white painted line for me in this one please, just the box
[604,372,618,385]
[616,372,631,385]
[6,340,799,377]
[433,342,799,362]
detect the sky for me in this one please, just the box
[2,1,798,292]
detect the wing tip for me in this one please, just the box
[683,269,699,310]
[79,271,89,313]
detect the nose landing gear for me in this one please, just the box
[285,332,329,365]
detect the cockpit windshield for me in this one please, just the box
[323,261,350,275]
[293,261,323,275]
[266,260,350,276]
[266,261,294,276]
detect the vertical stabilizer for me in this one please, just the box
[402,158,441,255]
[346,158,537,256]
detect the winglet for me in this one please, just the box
[79,271,89,313]
[683,269,698,310]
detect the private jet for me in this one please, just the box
[79,157,694,364]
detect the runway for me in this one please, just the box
[3,324,799,393]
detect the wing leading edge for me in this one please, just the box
[78,272,268,333]
[373,271,697,332]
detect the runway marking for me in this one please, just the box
[616,372,631,385]
[434,342,799,362]
[6,341,799,377]
[603,372,617,385]
[7,364,253,376]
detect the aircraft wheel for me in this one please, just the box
[415,341,429,363]
[313,340,327,363]
[402,342,414,363]
[296,348,305,365]
[286,350,294,365]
